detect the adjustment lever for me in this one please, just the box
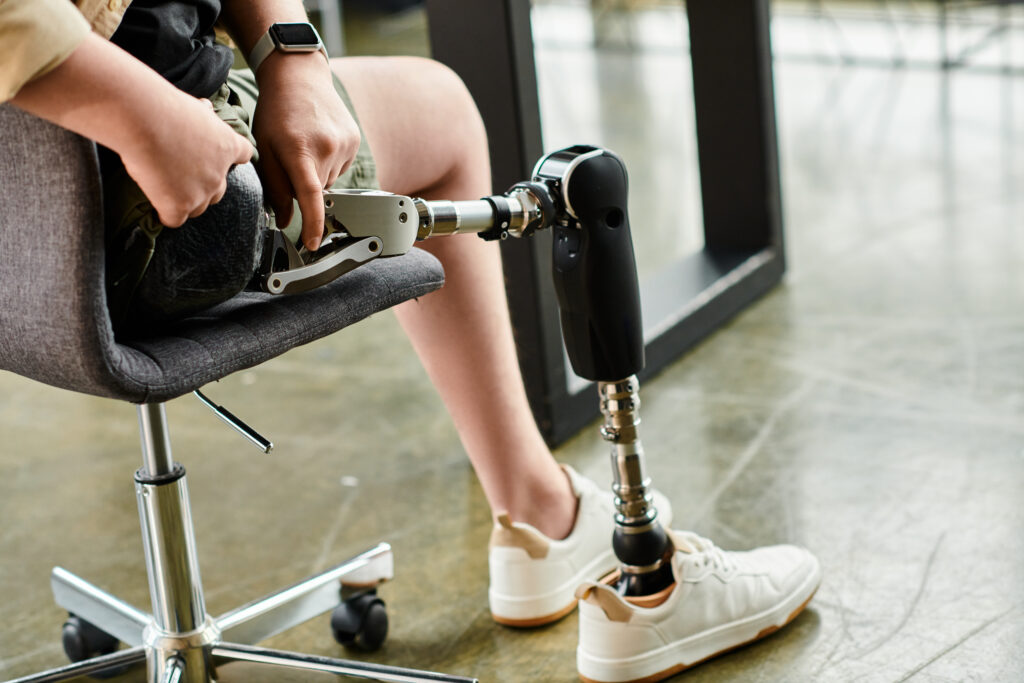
[193,389,273,453]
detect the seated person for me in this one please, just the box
[1,1,821,680]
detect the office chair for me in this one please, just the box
[0,104,476,683]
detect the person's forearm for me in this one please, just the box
[10,32,196,158]
[220,0,319,79]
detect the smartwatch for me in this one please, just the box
[248,22,330,75]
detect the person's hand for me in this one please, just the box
[9,32,253,228]
[251,53,361,251]
[120,94,254,228]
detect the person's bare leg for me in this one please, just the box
[332,56,576,539]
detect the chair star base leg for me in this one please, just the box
[50,566,149,646]
[2,646,147,683]
[211,642,479,683]
[215,543,394,645]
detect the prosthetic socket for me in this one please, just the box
[254,146,673,596]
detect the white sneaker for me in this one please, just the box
[576,530,821,683]
[488,465,673,627]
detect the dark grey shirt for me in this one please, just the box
[111,0,233,98]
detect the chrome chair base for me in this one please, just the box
[8,546,470,683]
[3,404,477,683]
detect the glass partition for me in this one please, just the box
[531,0,705,284]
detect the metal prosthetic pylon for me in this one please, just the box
[599,376,675,596]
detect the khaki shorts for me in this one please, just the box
[103,68,378,330]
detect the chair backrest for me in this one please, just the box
[0,104,121,396]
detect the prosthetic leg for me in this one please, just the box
[256,145,674,597]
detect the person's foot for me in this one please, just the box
[575,530,821,683]
[488,465,673,627]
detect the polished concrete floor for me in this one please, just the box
[3,4,1024,683]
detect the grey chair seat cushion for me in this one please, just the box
[0,104,444,404]
[110,251,443,403]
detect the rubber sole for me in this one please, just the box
[492,598,580,628]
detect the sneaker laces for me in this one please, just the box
[671,531,737,573]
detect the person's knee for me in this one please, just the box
[397,57,489,186]
[332,55,488,194]
[409,57,487,149]
[399,57,470,102]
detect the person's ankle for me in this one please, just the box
[504,467,577,540]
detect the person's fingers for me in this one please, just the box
[260,151,295,228]
[328,157,349,189]
[209,176,228,207]
[288,158,326,251]
[158,206,188,229]
[187,199,211,219]
[323,167,339,190]
[232,133,254,165]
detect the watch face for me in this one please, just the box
[271,23,320,48]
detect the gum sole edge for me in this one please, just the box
[492,599,578,628]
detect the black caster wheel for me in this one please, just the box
[331,590,388,651]
[62,614,127,679]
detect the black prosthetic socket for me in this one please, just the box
[542,147,644,381]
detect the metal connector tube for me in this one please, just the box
[600,377,656,527]
[415,196,534,240]
[415,199,490,239]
